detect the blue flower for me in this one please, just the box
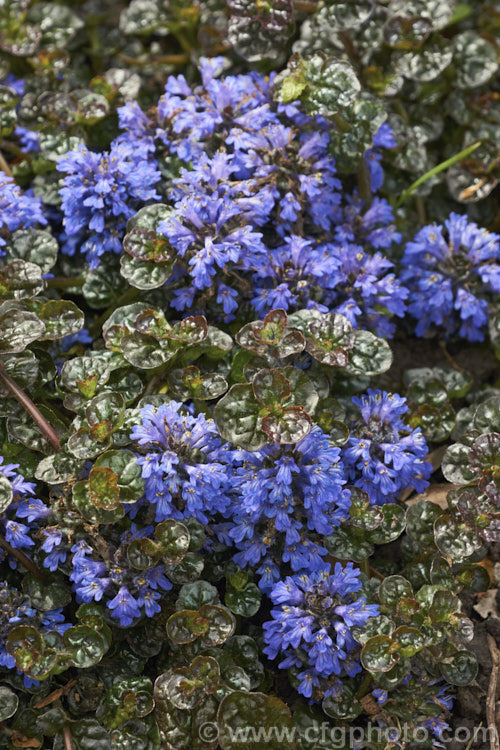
[342,389,432,505]
[0,581,70,680]
[365,123,397,192]
[0,171,47,253]
[57,140,161,268]
[107,586,141,627]
[0,458,50,566]
[421,716,450,741]
[157,154,269,309]
[323,242,408,337]
[221,427,351,591]
[157,57,277,163]
[401,212,500,341]
[70,518,174,624]
[14,126,40,153]
[130,401,234,523]
[263,563,378,700]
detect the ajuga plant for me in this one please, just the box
[0,4,499,750]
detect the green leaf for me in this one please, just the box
[391,626,425,657]
[325,525,373,561]
[252,368,291,408]
[215,383,268,450]
[453,32,498,89]
[378,576,413,608]
[474,396,500,434]
[166,551,204,585]
[86,391,125,431]
[0,685,18,720]
[83,260,128,309]
[127,537,159,570]
[176,581,219,610]
[36,452,84,485]
[60,356,110,398]
[22,574,72,611]
[236,309,305,359]
[64,625,108,668]
[368,504,406,544]
[93,450,145,503]
[441,442,476,484]
[440,650,478,686]
[218,692,294,750]
[429,589,460,623]
[280,52,361,116]
[7,405,65,454]
[352,615,395,646]
[120,332,173,369]
[37,300,84,340]
[434,514,482,561]
[167,365,228,401]
[155,519,190,564]
[225,583,261,617]
[348,488,383,531]
[304,312,355,367]
[0,260,44,299]
[406,500,443,548]
[0,308,45,352]
[0,472,13,512]
[361,635,398,672]
[344,330,393,376]
[88,466,120,510]
[120,253,173,290]
[322,685,362,721]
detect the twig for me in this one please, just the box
[0,536,47,582]
[439,340,464,372]
[487,634,500,750]
[0,364,61,452]
[465,723,483,750]
[46,277,85,290]
[395,140,483,207]
[62,726,75,750]
[0,150,13,178]
[34,680,77,709]
[369,566,385,581]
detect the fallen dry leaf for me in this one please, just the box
[474,589,499,619]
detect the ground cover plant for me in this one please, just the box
[0,1,499,749]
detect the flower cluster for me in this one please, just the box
[263,563,378,700]
[342,390,432,505]
[70,530,172,627]
[57,140,161,268]
[373,674,453,743]
[0,580,69,681]
[401,213,500,341]
[218,427,351,591]
[155,56,277,162]
[0,458,49,559]
[130,401,234,523]
[0,5,495,744]
[0,171,47,253]
[114,60,406,335]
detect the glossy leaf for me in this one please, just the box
[218,691,294,750]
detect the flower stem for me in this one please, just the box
[0,364,61,452]
[62,726,74,750]
[395,140,483,207]
[0,149,13,178]
[0,536,47,582]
